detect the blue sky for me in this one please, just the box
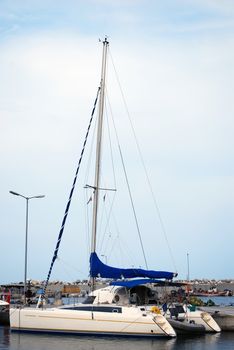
[1,1,234,284]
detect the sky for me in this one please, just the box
[1,0,234,284]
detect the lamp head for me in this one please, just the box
[9,190,20,196]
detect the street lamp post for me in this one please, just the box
[9,190,45,304]
[187,252,190,281]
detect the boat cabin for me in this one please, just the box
[87,285,158,306]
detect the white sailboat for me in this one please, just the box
[10,38,177,338]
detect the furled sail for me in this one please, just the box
[90,252,176,280]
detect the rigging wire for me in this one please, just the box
[83,188,91,262]
[109,230,139,269]
[91,91,143,268]
[106,92,149,270]
[95,178,141,269]
[97,100,117,254]
[105,95,117,188]
[109,49,177,273]
[118,144,148,270]
[55,256,87,281]
[83,108,99,262]
[99,195,116,255]
[42,86,100,296]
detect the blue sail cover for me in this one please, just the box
[90,252,175,280]
[110,279,163,288]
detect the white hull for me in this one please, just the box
[10,305,176,338]
[199,307,234,331]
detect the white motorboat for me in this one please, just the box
[164,303,221,333]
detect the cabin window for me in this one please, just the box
[62,305,122,313]
[175,305,185,314]
[82,296,96,304]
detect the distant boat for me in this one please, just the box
[191,291,232,297]
[10,38,177,338]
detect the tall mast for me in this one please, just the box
[91,38,109,255]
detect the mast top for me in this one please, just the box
[99,37,109,45]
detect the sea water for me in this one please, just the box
[1,329,234,350]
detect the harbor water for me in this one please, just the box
[1,296,234,350]
[1,328,234,350]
